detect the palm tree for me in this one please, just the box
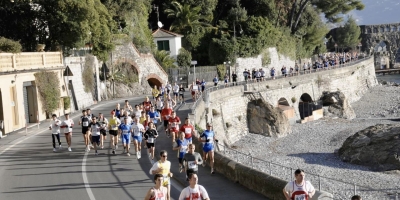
[154,50,177,71]
[107,67,125,99]
[164,1,211,34]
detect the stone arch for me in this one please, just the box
[147,73,163,88]
[113,58,140,75]
[278,97,290,106]
[298,93,313,119]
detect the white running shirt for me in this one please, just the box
[178,185,209,200]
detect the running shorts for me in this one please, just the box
[146,142,155,148]
[133,135,142,142]
[82,127,89,134]
[109,130,118,136]
[100,129,107,136]
[191,91,195,95]
[121,134,131,144]
[91,135,100,145]
[203,144,214,153]
[173,92,178,96]
[163,120,169,127]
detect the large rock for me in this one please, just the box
[338,124,400,171]
[247,99,291,138]
[105,78,152,99]
[320,91,356,119]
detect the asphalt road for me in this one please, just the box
[0,96,183,200]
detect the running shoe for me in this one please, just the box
[123,148,126,154]
[90,144,94,149]
[151,159,154,164]
[112,150,115,154]
[202,162,206,167]
[126,153,130,156]
[68,147,72,152]
[59,144,62,149]
[179,167,183,173]
[211,168,215,174]
[53,148,56,152]
[87,146,90,152]
[95,152,98,156]
[101,146,104,149]
[115,144,118,150]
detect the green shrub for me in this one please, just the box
[261,50,271,66]
[216,64,226,80]
[34,71,60,118]
[113,62,139,84]
[291,97,296,103]
[63,96,71,110]
[195,124,204,134]
[82,55,95,93]
[212,109,220,116]
[177,48,192,67]
[0,37,22,53]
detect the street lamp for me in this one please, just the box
[223,61,231,82]
[191,60,197,83]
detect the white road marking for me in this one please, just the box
[82,152,96,200]
[0,128,48,156]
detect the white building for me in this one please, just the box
[152,29,183,59]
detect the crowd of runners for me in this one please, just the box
[48,82,213,200]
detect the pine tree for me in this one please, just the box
[336,16,361,50]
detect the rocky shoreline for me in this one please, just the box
[222,83,400,200]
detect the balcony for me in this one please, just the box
[0,52,63,72]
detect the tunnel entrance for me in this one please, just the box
[146,73,163,88]
[299,93,313,119]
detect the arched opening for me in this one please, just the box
[111,61,139,84]
[373,41,390,69]
[277,97,295,119]
[298,93,313,119]
[147,73,163,88]
[278,98,289,106]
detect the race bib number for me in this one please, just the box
[157,192,164,199]
[165,116,170,120]
[83,121,88,127]
[111,125,117,129]
[171,123,176,127]
[185,128,191,134]
[190,193,200,200]
[180,145,187,153]
[294,194,306,200]
[122,130,129,134]
[147,138,155,143]
[188,161,196,169]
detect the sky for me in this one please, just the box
[349,0,400,25]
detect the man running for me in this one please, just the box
[183,144,203,181]
[98,113,108,149]
[150,150,173,200]
[132,117,145,159]
[161,103,173,137]
[144,174,167,200]
[200,122,216,174]
[168,111,181,143]
[174,132,189,173]
[152,85,160,103]
[119,117,133,156]
[148,106,161,127]
[79,110,91,152]
[143,96,153,114]
[89,117,102,156]
[283,169,315,200]
[172,82,179,102]
[189,82,198,101]
[178,173,210,200]
[178,84,185,104]
[108,110,120,154]
[114,103,122,119]
[49,114,62,152]
[144,122,158,163]
[179,118,195,144]
[60,113,74,151]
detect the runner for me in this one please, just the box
[108,110,121,154]
[49,114,62,152]
[283,169,315,200]
[178,84,185,104]
[132,117,145,159]
[114,103,122,119]
[161,103,173,137]
[166,82,172,95]
[148,106,161,127]
[213,75,219,86]
[178,173,210,200]
[139,111,147,125]
[79,110,91,152]
[200,79,206,93]
[168,111,181,143]
[179,118,195,144]
[144,174,167,200]
[172,82,180,103]
[144,121,158,163]
[143,96,153,114]
[200,122,216,174]
[133,104,142,119]
[124,100,133,116]
[165,95,176,109]
[86,108,94,149]
[183,144,203,181]
[173,132,189,173]
[150,150,173,200]
[189,82,198,101]
[98,113,108,149]
[88,117,102,156]
[155,96,164,113]
[159,84,165,99]
[152,85,160,103]
[119,117,133,156]
[60,113,74,151]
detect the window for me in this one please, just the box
[386,26,390,32]
[380,27,384,32]
[374,28,378,33]
[157,40,170,51]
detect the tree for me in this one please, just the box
[336,16,361,50]
[154,50,177,71]
[176,48,192,67]
[0,37,22,53]
[107,67,125,99]
[34,71,61,118]
[288,0,364,34]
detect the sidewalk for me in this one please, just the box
[155,93,267,200]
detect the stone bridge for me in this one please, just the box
[191,57,376,146]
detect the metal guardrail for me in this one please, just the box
[189,56,400,199]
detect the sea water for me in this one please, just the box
[376,74,400,84]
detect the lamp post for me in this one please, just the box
[191,60,197,83]
[223,61,231,82]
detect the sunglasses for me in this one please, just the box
[162,155,167,157]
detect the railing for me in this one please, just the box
[0,52,63,72]
[189,56,400,199]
